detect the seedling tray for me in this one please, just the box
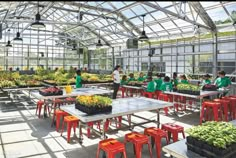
[75,103,112,115]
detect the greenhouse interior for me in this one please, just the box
[1,1,236,158]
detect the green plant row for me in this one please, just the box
[186,121,236,149]
[177,83,201,91]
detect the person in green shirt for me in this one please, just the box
[201,74,211,86]
[214,71,231,88]
[76,70,82,88]
[146,76,157,92]
[128,73,136,82]
[160,76,173,92]
[180,75,189,84]
[154,73,163,90]
[137,72,145,82]
[120,75,128,86]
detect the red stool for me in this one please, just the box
[155,90,162,99]
[119,87,126,98]
[35,100,44,118]
[200,101,221,124]
[144,127,169,158]
[60,115,81,143]
[124,132,153,158]
[213,99,230,122]
[161,123,185,142]
[54,110,69,131]
[51,99,64,126]
[96,138,127,158]
[158,93,172,116]
[65,97,76,104]
[143,91,155,98]
[222,97,236,120]
[87,120,110,138]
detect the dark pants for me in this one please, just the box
[113,83,120,99]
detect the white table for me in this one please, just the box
[164,91,220,99]
[61,97,173,143]
[30,88,112,100]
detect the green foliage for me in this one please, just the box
[186,121,236,149]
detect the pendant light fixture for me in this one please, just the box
[139,14,149,41]
[6,29,12,47]
[31,1,45,28]
[96,29,103,47]
[13,20,23,41]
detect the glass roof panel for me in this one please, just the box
[206,7,229,23]
[166,6,177,14]
[144,26,154,34]
[129,17,143,26]
[110,2,126,9]
[123,2,135,5]
[141,4,156,12]
[100,2,113,10]
[144,14,155,23]
[121,9,136,18]
[87,2,97,7]
[224,3,236,21]
[173,19,191,27]
[149,23,165,32]
[157,2,173,8]
[151,11,167,20]
[200,2,220,8]
[160,21,176,30]
[129,5,148,16]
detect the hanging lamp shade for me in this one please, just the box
[72,44,77,50]
[96,39,103,47]
[233,21,236,25]
[13,32,23,41]
[139,14,149,41]
[6,40,12,47]
[31,13,45,28]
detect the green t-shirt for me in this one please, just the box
[154,78,163,90]
[181,79,189,84]
[76,75,82,88]
[120,80,128,85]
[128,77,135,82]
[146,81,157,92]
[214,77,231,88]
[137,77,145,82]
[203,79,211,85]
[173,78,178,86]
[160,82,173,92]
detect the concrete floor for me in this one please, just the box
[0,91,200,158]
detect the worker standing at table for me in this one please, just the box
[76,70,82,88]
[214,70,231,97]
[112,65,121,99]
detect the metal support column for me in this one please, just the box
[46,46,49,70]
[148,42,152,71]
[88,50,91,70]
[192,44,195,74]
[213,32,218,78]
[112,47,115,69]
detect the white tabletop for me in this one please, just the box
[30,88,112,100]
[122,85,144,90]
[164,91,219,99]
[60,97,173,122]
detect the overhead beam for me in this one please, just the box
[188,2,217,32]
[143,2,211,31]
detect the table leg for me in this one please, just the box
[78,121,83,144]
[156,109,160,128]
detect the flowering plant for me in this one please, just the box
[76,95,112,107]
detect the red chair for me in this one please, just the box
[143,91,155,98]
[155,90,162,99]
[144,127,169,158]
[119,87,126,98]
[60,115,81,143]
[158,93,172,115]
[213,99,230,122]
[35,100,50,118]
[161,123,185,142]
[51,99,64,126]
[200,101,221,124]
[222,97,236,120]
[65,97,76,104]
[54,110,69,131]
[124,132,153,158]
[96,138,127,158]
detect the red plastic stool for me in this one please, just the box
[35,100,44,118]
[65,97,76,104]
[161,123,185,142]
[143,91,155,98]
[158,93,172,116]
[87,120,110,138]
[222,97,236,120]
[144,127,169,158]
[124,132,153,158]
[54,110,69,131]
[60,115,81,143]
[96,138,127,158]
[200,101,221,124]
[119,87,126,98]
[155,90,162,99]
[51,99,64,126]
[213,99,230,122]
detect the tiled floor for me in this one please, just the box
[0,93,200,158]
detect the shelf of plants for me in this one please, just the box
[186,121,236,158]
[75,95,112,115]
